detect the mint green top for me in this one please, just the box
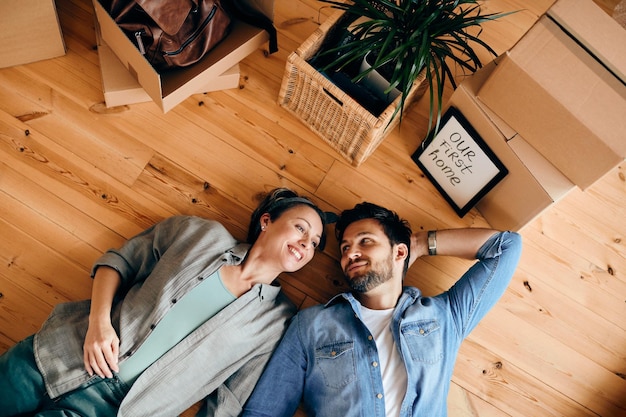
[118,270,236,384]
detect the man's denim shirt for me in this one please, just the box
[242,231,522,417]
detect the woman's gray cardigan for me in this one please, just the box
[33,215,297,416]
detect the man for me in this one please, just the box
[241,202,522,417]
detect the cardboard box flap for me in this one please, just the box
[463,65,576,201]
[449,85,558,231]
[473,130,564,232]
[503,15,626,159]
[447,60,575,230]
[160,21,261,97]
[478,55,622,189]
[470,87,573,202]
[459,56,587,197]
[98,41,151,105]
[98,40,240,107]
[548,0,626,84]
[458,56,530,143]
[507,136,573,202]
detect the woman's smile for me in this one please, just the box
[288,245,304,261]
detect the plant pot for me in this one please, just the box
[359,51,401,104]
[278,11,427,167]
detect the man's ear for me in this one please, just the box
[395,243,409,262]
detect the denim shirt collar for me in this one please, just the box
[325,286,423,318]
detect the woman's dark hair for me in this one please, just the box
[335,202,412,274]
[247,188,327,250]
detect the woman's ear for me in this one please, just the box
[260,213,271,230]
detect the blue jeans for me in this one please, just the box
[0,335,130,417]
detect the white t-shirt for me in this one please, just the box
[361,306,408,417]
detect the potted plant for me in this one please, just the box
[314,0,512,132]
[277,0,511,166]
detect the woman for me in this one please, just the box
[0,188,328,417]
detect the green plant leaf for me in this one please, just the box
[315,0,516,133]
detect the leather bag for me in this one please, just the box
[107,0,232,71]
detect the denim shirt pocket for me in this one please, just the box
[402,319,443,364]
[315,341,357,389]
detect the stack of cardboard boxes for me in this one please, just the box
[444,0,626,230]
[92,0,275,111]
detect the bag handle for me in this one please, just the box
[222,0,277,54]
[135,0,194,35]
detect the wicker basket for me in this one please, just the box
[278,11,427,166]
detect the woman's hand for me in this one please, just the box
[83,319,120,378]
[84,265,122,378]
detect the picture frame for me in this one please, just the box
[411,107,508,217]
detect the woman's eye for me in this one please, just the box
[296,225,304,232]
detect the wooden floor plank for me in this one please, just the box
[132,153,252,240]
[447,381,512,417]
[0,70,155,188]
[474,308,626,416]
[0,219,93,310]
[453,338,599,417]
[0,272,55,348]
[502,273,626,377]
[0,108,178,230]
[0,163,118,266]
[521,225,626,330]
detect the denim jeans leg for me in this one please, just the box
[36,376,130,417]
[0,335,47,417]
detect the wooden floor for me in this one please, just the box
[1,0,625,415]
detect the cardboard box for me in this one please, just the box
[93,0,272,112]
[0,0,66,68]
[476,0,626,190]
[97,41,240,107]
[446,59,575,231]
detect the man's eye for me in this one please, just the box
[341,245,349,253]
[296,225,304,232]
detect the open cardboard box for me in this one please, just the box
[93,0,272,112]
[447,58,575,231]
[97,41,240,107]
[476,0,626,190]
[0,0,66,68]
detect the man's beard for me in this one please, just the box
[345,254,394,293]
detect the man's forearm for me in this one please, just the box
[411,228,500,265]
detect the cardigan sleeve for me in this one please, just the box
[91,216,231,295]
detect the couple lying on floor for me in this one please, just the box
[0,187,521,417]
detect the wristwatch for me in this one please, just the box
[428,230,437,256]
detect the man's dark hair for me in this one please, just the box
[335,202,412,275]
